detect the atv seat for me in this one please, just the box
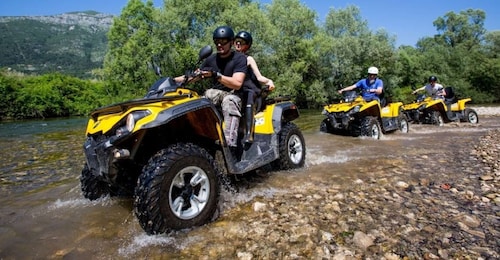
[241,85,270,145]
[444,86,457,104]
[379,90,387,107]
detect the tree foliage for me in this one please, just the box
[103,0,159,98]
[2,1,499,120]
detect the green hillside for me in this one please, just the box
[0,11,112,78]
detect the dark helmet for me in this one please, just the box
[235,31,253,47]
[428,76,438,82]
[213,26,234,40]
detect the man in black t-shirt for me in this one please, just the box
[176,26,247,148]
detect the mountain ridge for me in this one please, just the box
[0,11,114,78]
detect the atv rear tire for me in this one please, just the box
[360,116,381,139]
[272,122,306,170]
[462,108,479,124]
[80,163,111,200]
[134,143,220,235]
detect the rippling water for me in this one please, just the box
[0,111,498,259]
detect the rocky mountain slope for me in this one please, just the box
[0,11,113,78]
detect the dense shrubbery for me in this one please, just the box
[0,69,107,119]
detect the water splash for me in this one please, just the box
[118,233,176,256]
[49,196,116,210]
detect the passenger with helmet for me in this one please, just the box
[233,30,275,144]
[338,66,384,102]
[412,76,446,100]
[175,25,247,149]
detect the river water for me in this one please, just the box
[0,109,498,259]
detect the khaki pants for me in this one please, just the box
[204,89,241,147]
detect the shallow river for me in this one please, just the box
[0,110,498,259]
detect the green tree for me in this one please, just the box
[103,0,159,100]
[466,31,500,102]
[433,9,486,50]
[264,0,318,107]
[321,6,398,102]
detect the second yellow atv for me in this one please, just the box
[403,87,479,126]
[320,90,409,139]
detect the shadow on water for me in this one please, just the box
[0,111,498,258]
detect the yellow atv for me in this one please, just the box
[402,87,478,126]
[320,90,409,139]
[80,46,306,235]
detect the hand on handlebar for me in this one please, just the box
[194,69,211,79]
[197,69,222,80]
[267,80,275,91]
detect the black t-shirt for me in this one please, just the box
[201,51,247,92]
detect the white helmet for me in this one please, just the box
[367,66,379,74]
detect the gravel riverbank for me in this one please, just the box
[169,107,500,260]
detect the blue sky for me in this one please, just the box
[1,0,499,46]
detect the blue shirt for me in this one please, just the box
[355,78,383,101]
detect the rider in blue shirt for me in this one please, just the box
[338,66,383,102]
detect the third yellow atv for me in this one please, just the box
[320,90,409,139]
[403,86,478,126]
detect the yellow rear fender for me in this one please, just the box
[255,101,299,135]
[452,98,471,111]
[381,102,403,117]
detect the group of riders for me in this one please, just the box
[182,25,457,150]
[338,68,449,104]
[175,25,275,154]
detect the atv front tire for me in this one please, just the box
[431,111,444,126]
[360,116,381,139]
[272,122,306,170]
[80,163,111,200]
[320,119,331,133]
[134,143,220,235]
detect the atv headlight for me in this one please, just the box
[351,105,361,114]
[127,110,151,131]
[126,113,136,132]
[116,110,151,137]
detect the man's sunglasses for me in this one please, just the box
[214,38,231,45]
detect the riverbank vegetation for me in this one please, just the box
[1,0,499,120]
